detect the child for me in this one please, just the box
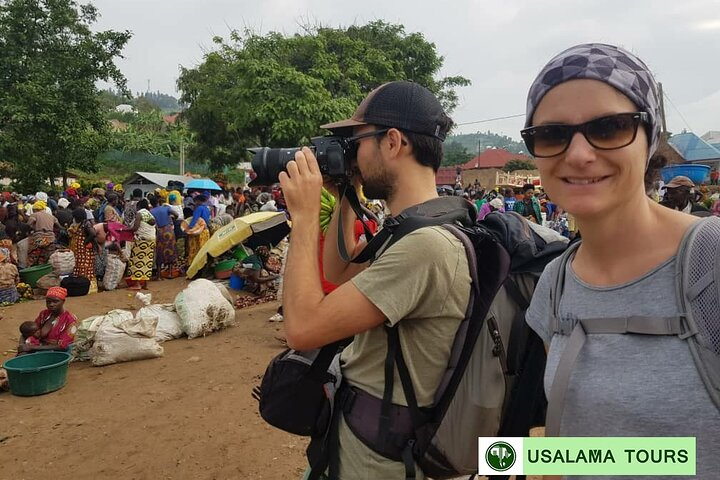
[0,247,20,304]
[19,320,40,347]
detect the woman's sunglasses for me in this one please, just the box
[520,112,649,158]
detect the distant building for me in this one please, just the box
[460,148,532,170]
[701,131,720,152]
[122,171,194,199]
[115,104,135,114]
[668,132,720,169]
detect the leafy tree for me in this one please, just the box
[0,0,130,192]
[178,21,470,170]
[504,159,536,172]
[442,141,474,166]
[110,110,192,159]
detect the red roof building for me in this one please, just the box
[435,166,461,186]
[461,149,531,170]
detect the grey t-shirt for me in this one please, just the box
[527,253,720,479]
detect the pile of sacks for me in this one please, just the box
[73,279,236,366]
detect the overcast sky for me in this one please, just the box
[92,0,719,142]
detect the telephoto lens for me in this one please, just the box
[249,147,302,186]
[248,136,352,186]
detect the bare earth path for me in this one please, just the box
[0,278,308,480]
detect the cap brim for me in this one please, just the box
[320,118,367,131]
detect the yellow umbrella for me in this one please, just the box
[186,211,290,278]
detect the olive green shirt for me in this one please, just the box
[337,226,471,479]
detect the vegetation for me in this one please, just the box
[448,131,527,155]
[0,0,131,193]
[177,21,470,170]
[504,159,536,172]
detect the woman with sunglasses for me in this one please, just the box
[523,43,720,478]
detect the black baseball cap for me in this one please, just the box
[321,81,451,141]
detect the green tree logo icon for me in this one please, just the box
[485,441,516,471]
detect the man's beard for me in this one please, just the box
[361,169,395,201]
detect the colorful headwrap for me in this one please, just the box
[0,247,9,263]
[71,182,81,190]
[525,43,661,161]
[46,286,68,300]
[66,187,77,197]
[113,184,124,193]
[35,192,48,202]
[32,200,47,211]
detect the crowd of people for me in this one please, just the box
[0,183,287,301]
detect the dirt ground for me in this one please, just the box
[1,278,540,480]
[0,278,309,480]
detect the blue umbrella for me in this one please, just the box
[185,178,222,191]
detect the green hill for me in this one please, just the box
[448,131,527,155]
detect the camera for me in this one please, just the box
[249,136,355,187]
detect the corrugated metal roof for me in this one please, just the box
[122,172,192,188]
[668,133,720,162]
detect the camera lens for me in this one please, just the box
[249,147,301,186]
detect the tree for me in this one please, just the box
[110,110,193,159]
[178,21,470,170]
[442,141,473,166]
[504,159,536,172]
[0,0,130,192]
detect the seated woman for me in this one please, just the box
[16,287,77,355]
[233,246,282,308]
[0,247,19,304]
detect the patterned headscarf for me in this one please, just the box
[0,247,9,263]
[32,200,47,211]
[525,43,662,161]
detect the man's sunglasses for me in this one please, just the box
[520,112,649,158]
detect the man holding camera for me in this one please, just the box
[279,81,471,479]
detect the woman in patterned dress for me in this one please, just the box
[68,207,98,293]
[126,199,156,290]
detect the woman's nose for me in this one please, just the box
[563,132,597,166]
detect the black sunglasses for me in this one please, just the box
[520,112,649,158]
[346,128,390,144]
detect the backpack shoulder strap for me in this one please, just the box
[549,240,581,335]
[675,217,720,410]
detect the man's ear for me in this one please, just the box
[385,128,408,156]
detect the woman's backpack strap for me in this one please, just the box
[675,217,720,411]
[550,241,581,335]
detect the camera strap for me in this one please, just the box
[335,183,383,264]
[336,186,476,265]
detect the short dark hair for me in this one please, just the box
[523,184,535,192]
[376,127,447,172]
[132,188,143,199]
[72,207,86,223]
[20,321,38,337]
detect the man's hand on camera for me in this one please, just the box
[279,147,323,222]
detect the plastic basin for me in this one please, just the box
[661,164,710,184]
[3,351,72,396]
[229,273,246,290]
[213,259,238,272]
[19,264,53,288]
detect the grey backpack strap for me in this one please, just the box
[545,315,687,437]
[550,241,581,334]
[675,217,720,411]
